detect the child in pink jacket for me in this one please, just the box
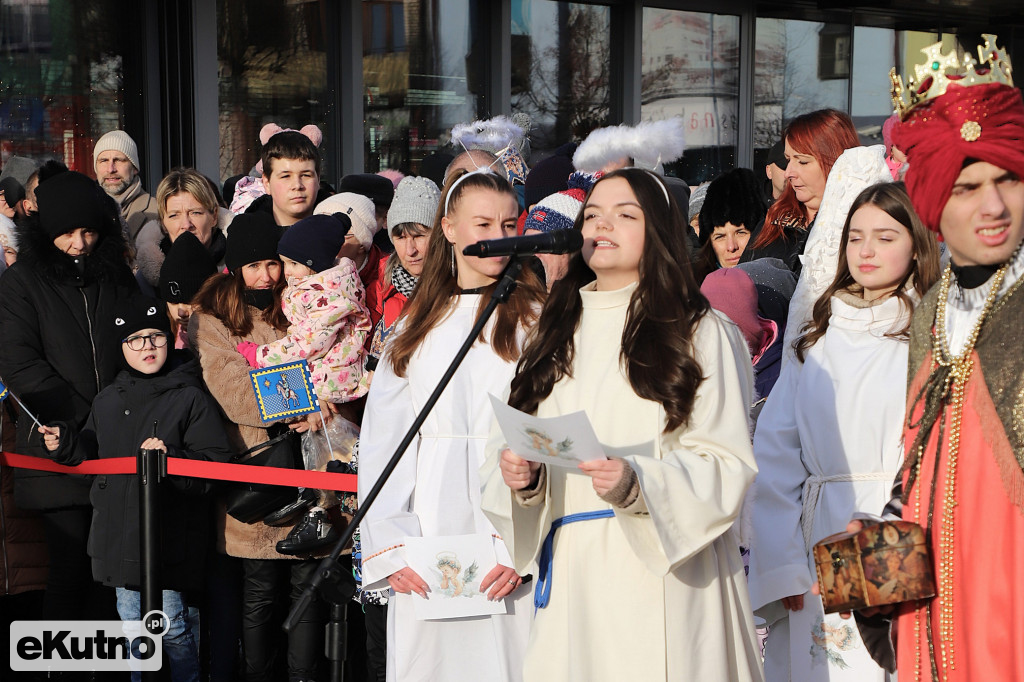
[237,213,371,404]
[236,213,371,553]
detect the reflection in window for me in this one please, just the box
[641,9,740,184]
[510,1,611,159]
[217,0,330,184]
[754,18,850,160]
[363,0,486,174]
[1,0,126,174]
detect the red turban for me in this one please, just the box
[893,83,1024,234]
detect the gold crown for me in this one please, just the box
[890,34,1014,119]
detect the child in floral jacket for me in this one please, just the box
[236,213,371,405]
[236,213,371,553]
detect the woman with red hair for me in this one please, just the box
[746,109,860,271]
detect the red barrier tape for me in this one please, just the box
[0,451,358,493]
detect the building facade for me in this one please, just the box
[2,0,1022,189]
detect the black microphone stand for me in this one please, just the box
[283,254,526,681]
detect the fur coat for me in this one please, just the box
[188,308,296,560]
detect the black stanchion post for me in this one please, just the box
[138,421,168,682]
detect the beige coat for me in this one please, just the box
[189,309,295,560]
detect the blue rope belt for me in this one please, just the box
[534,509,615,609]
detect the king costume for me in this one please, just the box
[857,34,1024,682]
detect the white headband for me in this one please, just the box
[443,168,502,216]
[635,167,672,206]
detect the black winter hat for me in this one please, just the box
[697,168,768,247]
[224,211,282,273]
[0,177,25,207]
[112,294,173,342]
[35,171,115,240]
[339,173,394,209]
[420,151,454,190]
[160,232,218,303]
[524,142,576,208]
[277,214,352,274]
[766,140,788,170]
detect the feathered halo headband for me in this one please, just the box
[450,115,530,185]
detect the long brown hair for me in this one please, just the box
[192,268,289,337]
[386,170,545,377]
[509,168,710,433]
[754,109,860,248]
[793,182,941,362]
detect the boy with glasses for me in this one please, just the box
[40,295,232,682]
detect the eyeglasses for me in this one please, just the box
[123,332,168,351]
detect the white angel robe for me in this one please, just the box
[747,291,912,681]
[482,283,765,682]
[358,294,531,682]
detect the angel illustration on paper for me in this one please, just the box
[432,552,479,598]
[810,615,858,670]
[523,426,574,459]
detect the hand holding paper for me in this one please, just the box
[499,448,540,490]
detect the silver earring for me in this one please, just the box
[450,247,456,277]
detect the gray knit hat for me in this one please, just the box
[93,130,140,171]
[387,176,440,234]
[688,182,710,223]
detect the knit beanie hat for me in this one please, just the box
[224,211,282,273]
[700,268,777,363]
[278,214,353,273]
[112,294,173,342]
[688,182,710,223]
[339,173,394,209]
[159,232,218,303]
[0,155,39,186]
[524,143,576,208]
[314,193,378,251]
[523,187,586,234]
[0,177,25,207]
[387,176,441,233]
[93,130,141,171]
[35,171,114,240]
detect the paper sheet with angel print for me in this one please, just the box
[488,394,608,469]
[404,534,508,621]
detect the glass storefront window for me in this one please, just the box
[217,0,331,185]
[753,18,851,167]
[363,0,488,174]
[641,8,740,184]
[1,0,128,175]
[510,1,611,161]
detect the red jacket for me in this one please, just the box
[360,245,388,342]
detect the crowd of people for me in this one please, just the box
[0,34,1022,682]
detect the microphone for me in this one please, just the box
[462,230,583,257]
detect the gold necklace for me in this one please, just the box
[924,261,1008,679]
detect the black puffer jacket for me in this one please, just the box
[53,355,233,592]
[0,212,137,510]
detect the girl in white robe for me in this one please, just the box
[746,182,940,681]
[358,170,545,682]
[482,168,766,682]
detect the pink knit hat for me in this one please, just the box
[700,268,777,365]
